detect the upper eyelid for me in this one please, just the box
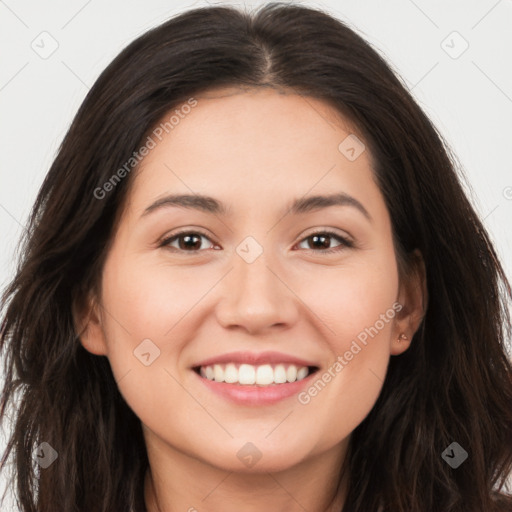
[299,227,353,242]
[161,228,352,250]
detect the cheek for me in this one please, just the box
[293,253,399,440]
[98,253,234,423]
[97,257,189,411]
[297,252,399,347]
[102,253,213,345]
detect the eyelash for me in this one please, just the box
[159,228,354,255]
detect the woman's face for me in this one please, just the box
[79,87,424,474]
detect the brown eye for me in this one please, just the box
[296,231,353,254]
[159,229,352,255]
[161,231,215,252]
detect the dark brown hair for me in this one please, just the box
[1,3,511,511]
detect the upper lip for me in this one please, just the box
[192,351,319,369]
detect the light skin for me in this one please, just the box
[76,86,427,512]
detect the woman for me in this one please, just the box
[1,3,511,511]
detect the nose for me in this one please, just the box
[215,243,299,335]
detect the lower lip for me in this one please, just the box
[194,370,317,406]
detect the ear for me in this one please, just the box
[391,248,428,355]
[72,288,109,356]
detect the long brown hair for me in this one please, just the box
[1,3,511,511]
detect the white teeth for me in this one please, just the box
[224,363,238,383]
[286,365,297,383]
[239,364,256,385]
[256,364,274,385]
[198,363,312,386]
[274,364,287,383]
[296,367,309,381]
[213,364,224,382]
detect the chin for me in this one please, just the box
[199,440,311,474]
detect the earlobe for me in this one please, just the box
[392,331,411,355]
[72,292,109,356]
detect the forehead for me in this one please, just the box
[126,86,382,221]
[164,86,360,162]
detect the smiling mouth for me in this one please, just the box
[193,363,319,386]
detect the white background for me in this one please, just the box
[1,0,511,509]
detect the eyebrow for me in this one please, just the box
[141,192,372,222]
